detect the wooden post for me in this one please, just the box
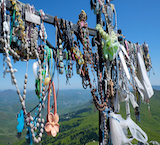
[96,5,103,145]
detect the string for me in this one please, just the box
[56,69,59,101]
[47,81,52,114]
[52,81,57,115]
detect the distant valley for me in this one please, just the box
[0,89,92,144]
[152,85,160,91]
[0,89,160,144]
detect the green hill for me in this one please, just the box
[11,90,160,145]
[0,89,92,144]
[118,90,160,143]
[0,89,160,144]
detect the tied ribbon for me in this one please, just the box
[45,81,59,137]
[95,24,119,61]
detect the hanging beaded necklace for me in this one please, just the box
[2,1,49,143]
[78,10,96,90]
[22,9,49,144]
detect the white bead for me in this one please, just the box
[10,68,14,74]
[13,52,17,57]
[31,128,34,133]
[24,84,27,89]
[41,123,44,128]
[39,113,41,118]
[13,79,17,84]
[33,137,37,143]
[30,116,34,121]
[10,49,14,54]
[11,74,15,79]
[17,89,20,95]
[36,123,39,128]
[36,139,39,143]
[23,94,26,100]
[38,137,41,142]
[41,118,45,123]
[25,74,28,78]
[24,79,27,84]
[19,97,23,102]
[8,63,12,68]
[21,101,25,109]
[34,127,37,130]
[23,89,26,95]
[42,103,45,108]
[38,118,41,123]
[38,108,41,112]
[39,132,42,138]
[7,57,10,62]
[40,128,44,133]
[26,116,30,122]
[30,123,33,128]
[32,133,35,138]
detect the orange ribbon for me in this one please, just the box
[45,81,59,137]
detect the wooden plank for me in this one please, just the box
[5,0,97,36]
[0,0,97,55]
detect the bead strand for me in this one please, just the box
[10,0,25,41]
[30,107,45,143]
[2,0,8,78]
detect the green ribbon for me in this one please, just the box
[96,24,119,61]
[45,45,51,61]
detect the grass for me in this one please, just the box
[1,90,160,144]
[87,141,98,145]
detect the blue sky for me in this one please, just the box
[0,0,159,90]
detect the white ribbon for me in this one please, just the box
[110,112,148,145]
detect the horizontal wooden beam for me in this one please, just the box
[6,0,97,37]
[0,0,97,54]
